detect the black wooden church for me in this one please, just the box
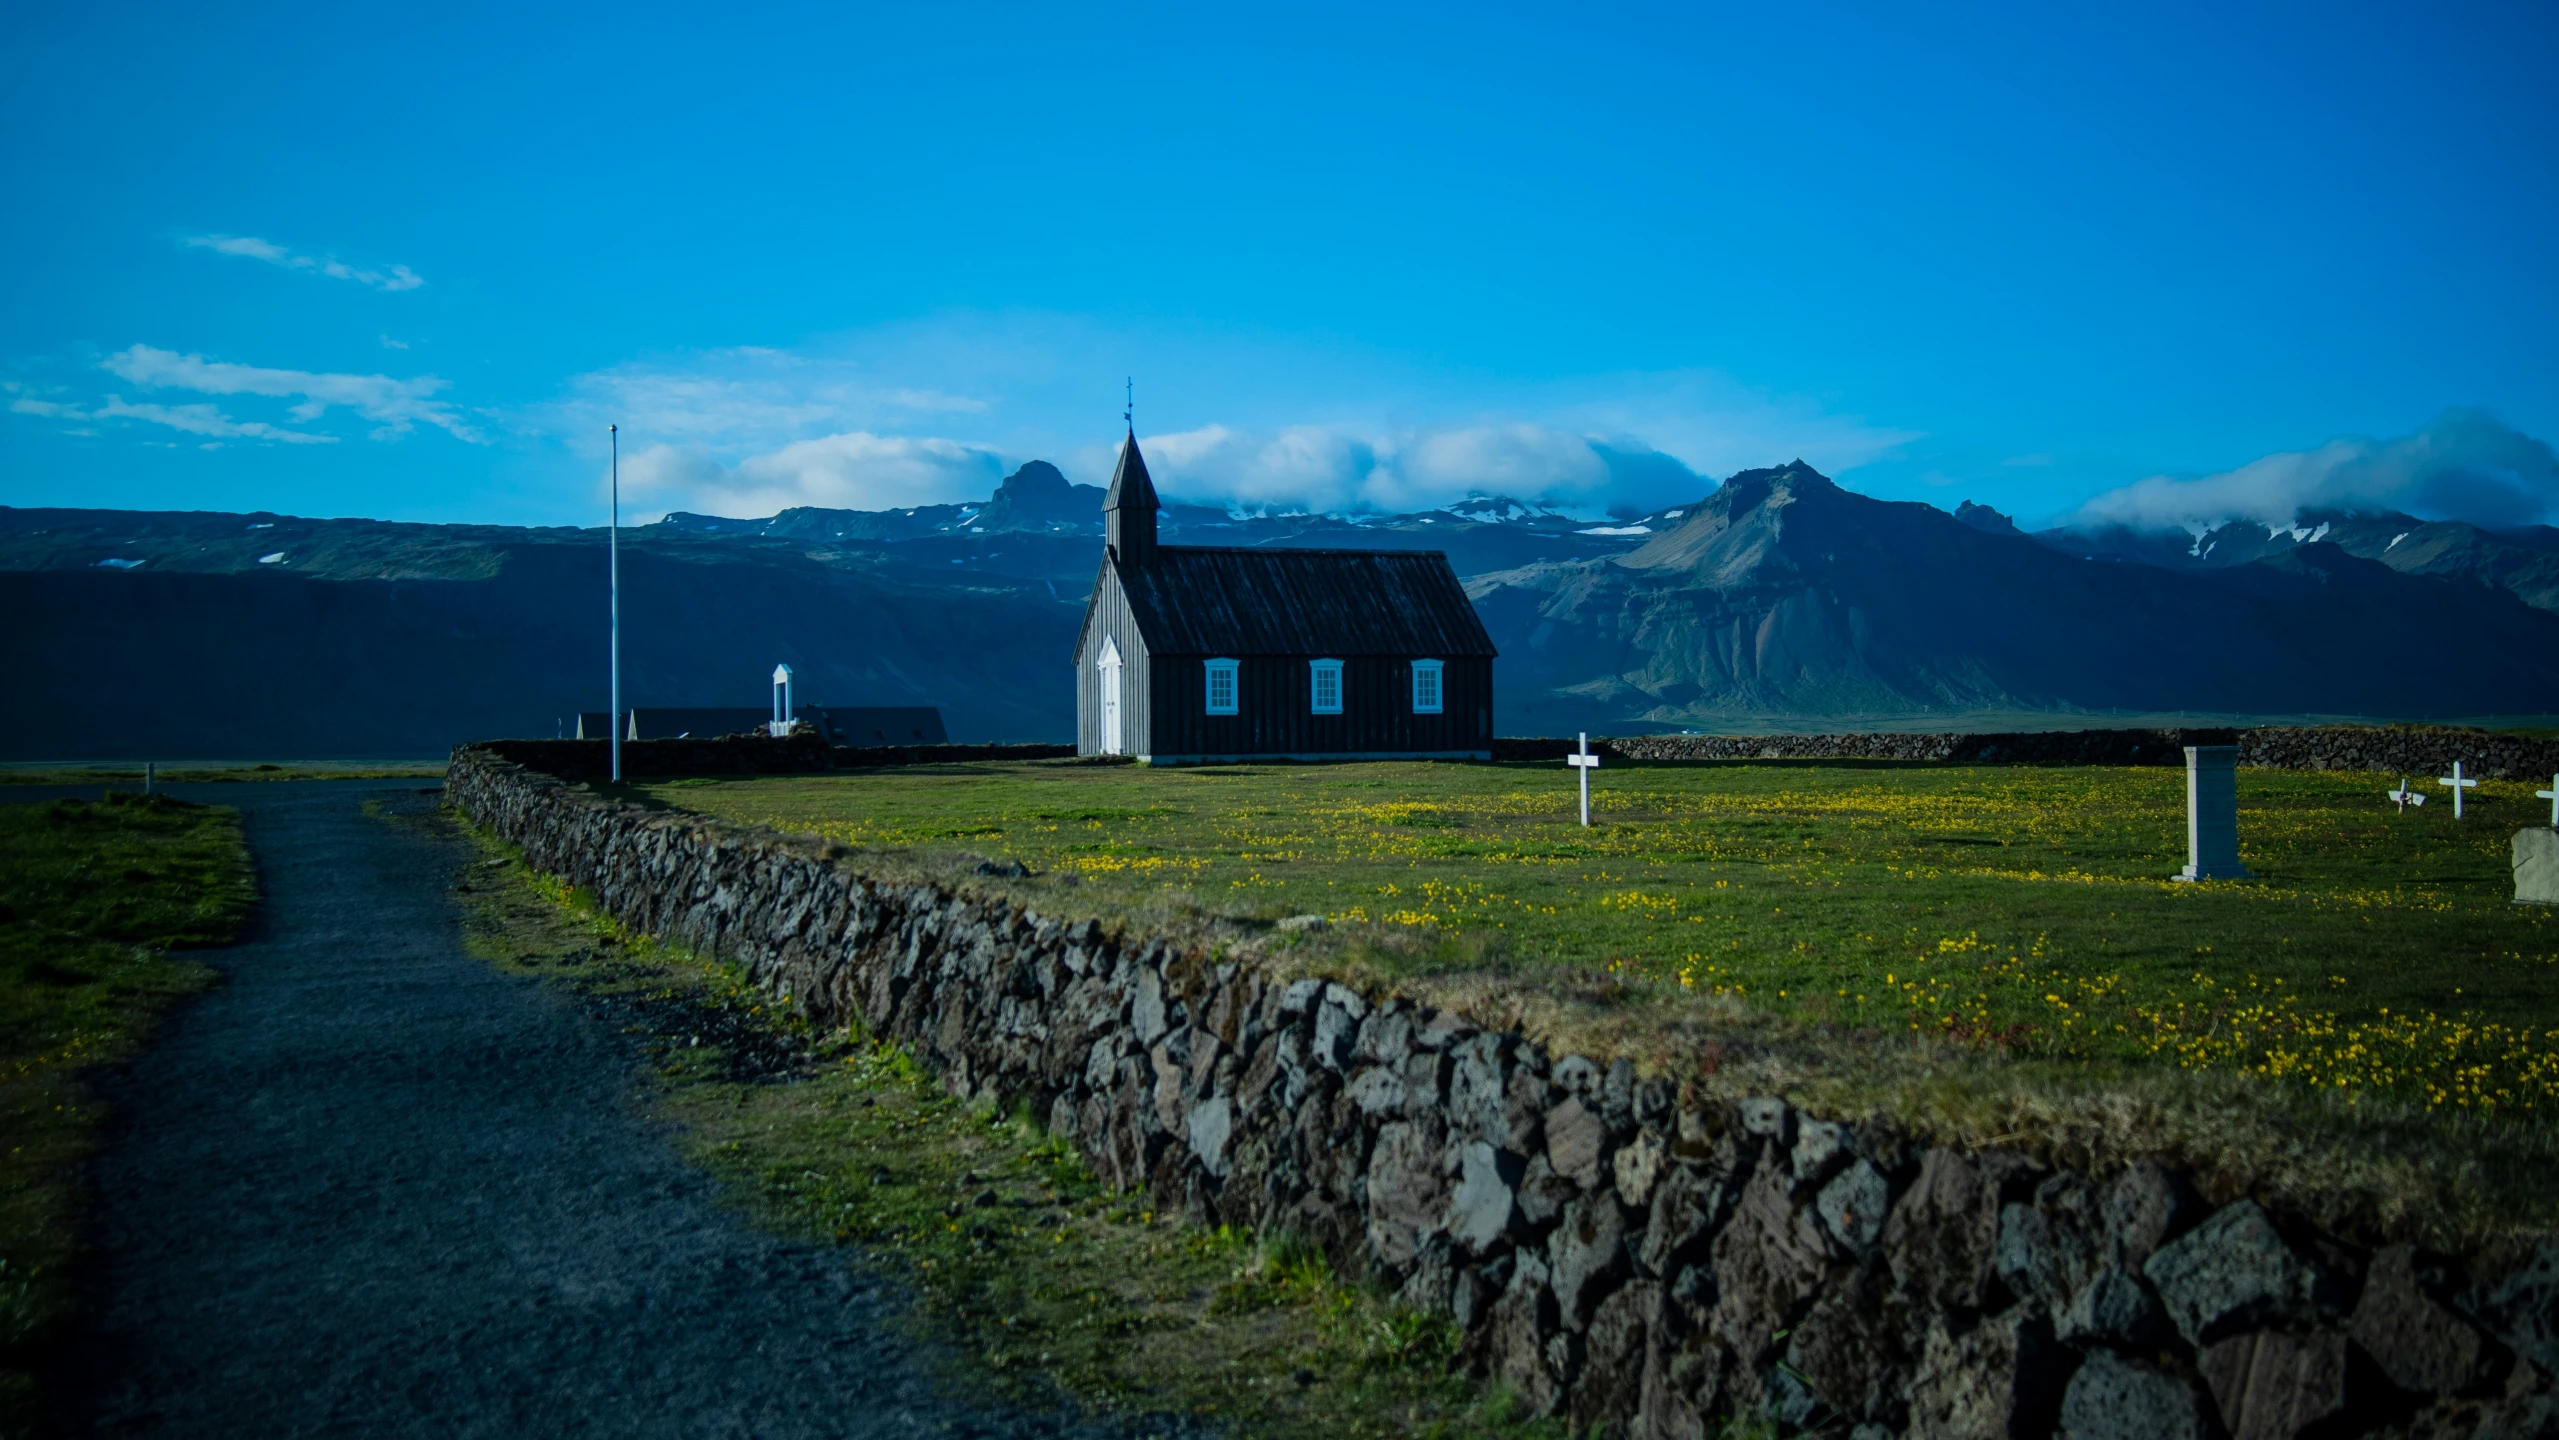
[1073,431,1496,762]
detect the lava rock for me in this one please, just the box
[2145,1201,2346,1348]
[2355,1244,2504,1396]
[1817,1159,1890,1259]
[2197,1329,2348,1440]
[1551,1189,1635,1330]
[1448,1140,1528,1254]
[2056,1348,2212,1440]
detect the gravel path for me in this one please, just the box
[54,780,1099,1439]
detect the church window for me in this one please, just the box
[1205,658,1238,715]
[1412,659,1444,714]
[1310,659,1343,715]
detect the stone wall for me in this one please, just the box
[445,746,2559,1440]
[1496,724,2559,781]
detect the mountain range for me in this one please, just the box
[4,459,2555,758]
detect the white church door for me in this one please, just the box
[1097,634,1123,755]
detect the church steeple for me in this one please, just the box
[1104,428,1159,568]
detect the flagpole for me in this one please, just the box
[609,423,622,786]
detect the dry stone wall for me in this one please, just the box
[446,745,2559,1440]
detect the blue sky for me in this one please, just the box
[4,1,2555,529]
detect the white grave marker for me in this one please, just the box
[2386,776,2427,812]
[2439,760,2479,819]
[2537,774,2559,828]
[2175,745,2250,881]
[1567,731,1602,827]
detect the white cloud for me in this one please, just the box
[102,344,480,442]
[1135,421,1652,514]
[2075,409,2559,533]
[183,233,424,291]
[616,433,1010,516]
[560,349,990,450]
[93,398,338,444]
[549,318,1916,520]
[8,390,335,443]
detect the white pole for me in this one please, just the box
[1578,732,1591,827]
[609,424,621,786]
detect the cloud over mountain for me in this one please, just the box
[617,434,1011,517]
[2074,409,2559,533]
[1131,421,1701,514]
[551,319,1912,521]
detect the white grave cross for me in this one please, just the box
[1567,731,1602,828]
[2439,760,2480,820]
[2537,773,2559,827]
[2386,776,2427,813]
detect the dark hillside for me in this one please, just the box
[1475,463,2559,731]
[0,545,1079,758]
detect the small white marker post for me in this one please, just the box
[2537,773,2559,828]
[2386,776,2427,813]
[2440,760,2480,819]
[1568,732,1601,827]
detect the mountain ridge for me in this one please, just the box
[5,459,2556,757]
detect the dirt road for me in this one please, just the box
[54,780,1100,1438]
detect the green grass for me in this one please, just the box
[631,758,2559,1245]
[448,815,1566,1440]
[0,794,254,1432]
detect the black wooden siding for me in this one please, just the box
[1146,653,1491,758]
[1074,544,1496,760]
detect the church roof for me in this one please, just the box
[1103,431,1159,513]
[1114,545,1497,657]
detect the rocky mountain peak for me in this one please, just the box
[1954,500,2023,536]
[979,461,1105,528]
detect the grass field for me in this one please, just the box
[637,758,2559,1242]
[0,795,253,1429]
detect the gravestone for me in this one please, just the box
[2518,830,2559,906]
[2176,745,2250,881]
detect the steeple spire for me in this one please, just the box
[1104,426,1160,568]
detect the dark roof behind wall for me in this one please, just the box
[1118,545,1498,657]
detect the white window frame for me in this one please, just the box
[1412,659,1444,714]
[1204,657,1239,715]
[1310,658,1344,715]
